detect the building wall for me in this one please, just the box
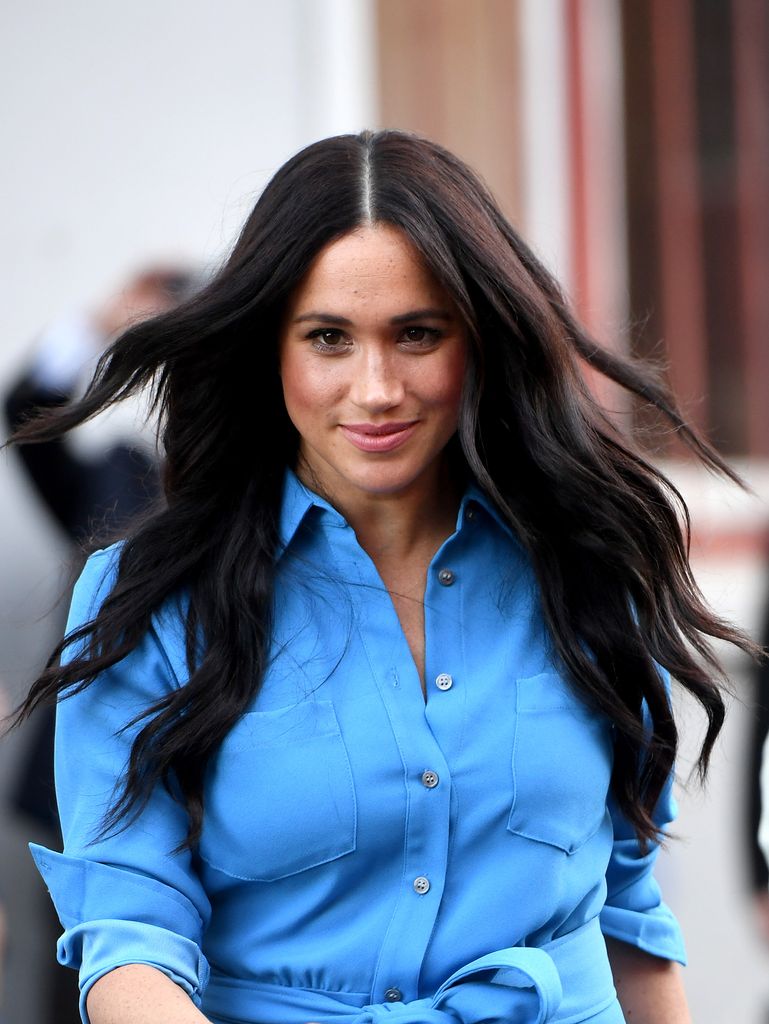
[377,3,769,1019]
[377,0,524,226]
[622,0,769,456]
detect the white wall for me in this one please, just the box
[518,0,573,288]
[0,0,376,373]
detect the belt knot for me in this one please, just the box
[356,946,562,1024]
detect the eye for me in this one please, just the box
[400,326,442,346]
[307,328,351,353]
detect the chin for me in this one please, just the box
[349,470,429,498]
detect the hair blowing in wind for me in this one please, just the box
[8,129,757,852]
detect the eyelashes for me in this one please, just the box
[401,327,443,344]
[306,326,444,354]
[307,329,350,351]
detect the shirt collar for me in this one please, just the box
[277,469,347,557]
[458,481,517,540]
[277,468,516,560]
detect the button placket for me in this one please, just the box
[366,537,460,1003]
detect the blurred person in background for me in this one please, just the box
[2,266,196,1024]
[4,266,197,835]
[751,604,769,941]
[8,131,758,1024]
[5,267,198,544]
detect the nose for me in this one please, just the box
[349,346,405,413]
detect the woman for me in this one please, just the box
[12,130,753,1024]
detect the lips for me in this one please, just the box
[339,421,418,453]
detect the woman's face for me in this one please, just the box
[279,224,468,508]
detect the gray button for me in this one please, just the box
[466,507,476,520]
[421,770,439,788]
[413,875,431,894]
[435,673,453,691]
[384,988,403,1003]
[438,568,455,586]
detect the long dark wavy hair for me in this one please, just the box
[10,129,755,850]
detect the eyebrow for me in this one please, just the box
[292,308,455,326]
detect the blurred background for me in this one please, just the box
[1,0,768,1021]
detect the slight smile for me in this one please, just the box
[339,421,418,453]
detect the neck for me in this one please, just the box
[298,458,462,562]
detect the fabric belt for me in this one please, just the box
[204,918,618,1024]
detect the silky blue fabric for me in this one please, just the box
[31,470,685,1024]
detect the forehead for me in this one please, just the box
[285,225,453,314]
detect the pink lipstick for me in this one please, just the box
[339,421,418,453]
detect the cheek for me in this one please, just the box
[280,352,342,422]
[422,349,467,413]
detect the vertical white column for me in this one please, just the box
[295,0,379,141]
[518,0,573,289]
[578,0,629,346]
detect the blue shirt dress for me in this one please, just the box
[31,470,686,1024]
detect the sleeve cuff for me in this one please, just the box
[600,898,687,965]
[30,844,209,1019]
[65,923,209,1024]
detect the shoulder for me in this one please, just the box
[66,541,125,632]
[63,541,191,696]
[66,542,189,683]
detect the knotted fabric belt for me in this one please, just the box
[204,918,618,1024]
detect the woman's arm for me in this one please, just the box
[605,938,692,1023]
[87,965,211,1024]
[31,553,212,1017]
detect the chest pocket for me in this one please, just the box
[507,671,613,854]
[200,700,357,881]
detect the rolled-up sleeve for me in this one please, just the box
[30,546,211,1021]
[599,772,686,964]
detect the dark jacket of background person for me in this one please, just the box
[5,371,159,545]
